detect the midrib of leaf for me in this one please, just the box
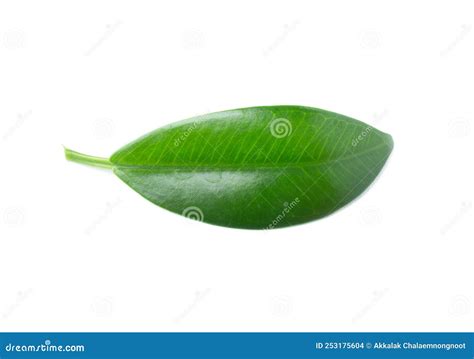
[112,142,390,171]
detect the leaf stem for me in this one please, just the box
[64,147,113,170]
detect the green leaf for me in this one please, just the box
[65,106,393,229]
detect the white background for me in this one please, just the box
[0,0,473,332]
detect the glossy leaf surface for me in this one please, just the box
[66,106,393,229]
